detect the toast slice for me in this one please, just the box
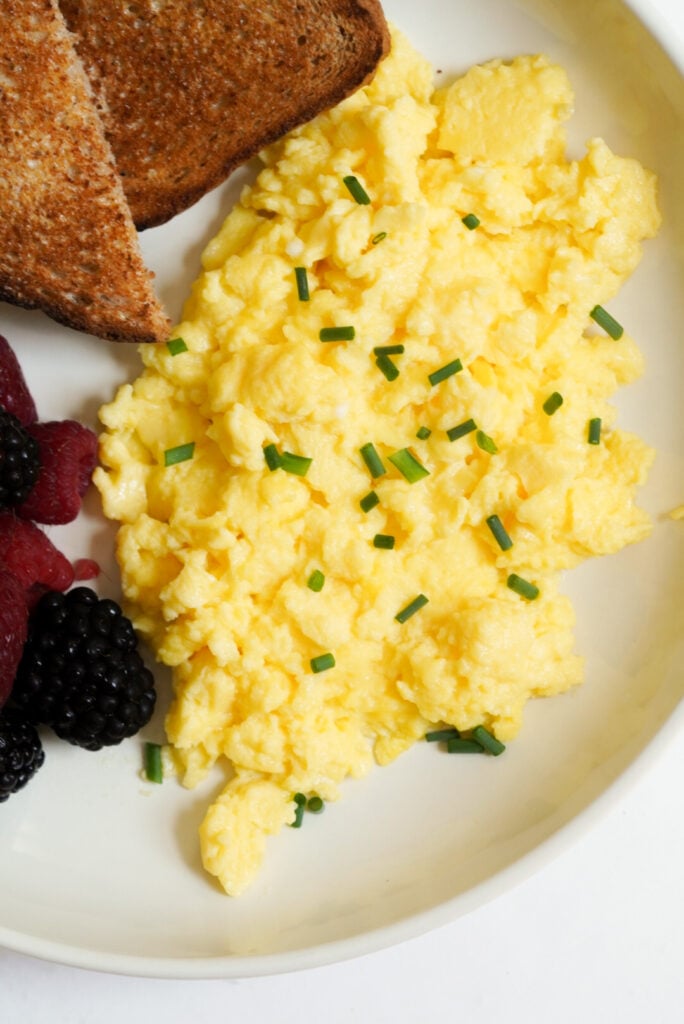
[0,0,170,343]
[60,0,390,229]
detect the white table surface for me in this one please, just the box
[2,1,682,1020]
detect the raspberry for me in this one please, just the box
[0,570,29,709]
[13,587,156,751]
[0,335,38,427]
[0,707,44,801]
[0,408,41,508]
[0,513,74,601]
[17,420,98,525]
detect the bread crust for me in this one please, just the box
[61,0,390,229]
[0,0,170,343]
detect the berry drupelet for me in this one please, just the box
[12,587,156,751]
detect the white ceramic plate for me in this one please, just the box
[1,0,682,979]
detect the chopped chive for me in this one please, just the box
[343,174,371,204]
[373,344,405,356]
[360,490,380,512]
[320,326,355,342]
[144,742,163,783]
[486,514,513,551]
[587,417,602,445]
[428,358,463,386]
[373,533,395,549]
[543,392,564,416]
[166,337,188,356]
[425,727,460,742]
[472,725,506,756]
[388,447,429,483]
[280,451,312,476]
[294,266,310,301]
[311,652,335,673]
[506,573,539,600]
[395,593,429,623]
[290,794,306,828]
[446,418,477,442]
[360,442,386,478]
[375,353,399,381]
[447,737,483,753]
[307,795,324,813]
[461,213,480,230]
[371,231,387,244]
[163,442,195,466]
[416,426,432,440]
[476,430,498,454]
[307,569,325,592]
[590,304,624,340]
[263,443,282,471]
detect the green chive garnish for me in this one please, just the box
[373,533,395,549]
[416,426,432,440]
[447,737,483,753]
[543,392,563,416]
[290,793,306,828]
[476,430,498,454]
[506,573,539,600]
[461,213,481,230]
[371,231,387,244]
[311,652,335,673]
[166,337,188,356]
[588,417,602,445]
[307,569,325,592]
[163,442,195,466]
[144,742,163,784]
[590,304,624,340]
[446,418,477,442]
[428,358,463,386]
[395,593,429,623]
[388,447,429,483]
[425,727,460,742]
[486,514,513,551]
[320,326,355,342]
[360,442,386,478]
[280,451,312,476]
[375,353,399,381]
[472,725,506,756]
[294,266,310,301]
[360,490,380,512]
[343,174,371,205]
[307,796,324,813]
[446,741,483,757]
[263,443,282,471]
[373,344,405,356]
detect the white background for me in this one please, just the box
[1,0,682,1020]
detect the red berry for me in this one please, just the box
[0,570,28,709]
[0,335,38,427]
[0,513,74,599]
[16,420,98,525]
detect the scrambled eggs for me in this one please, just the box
[95,29,660,895]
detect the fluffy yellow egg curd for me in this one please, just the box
[96,29,660,895]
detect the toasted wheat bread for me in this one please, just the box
[0,0,170,343]
[61,0,390,229]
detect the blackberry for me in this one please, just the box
[0,407,41,508]
[0,707,44,801]
[12,587,156,751]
